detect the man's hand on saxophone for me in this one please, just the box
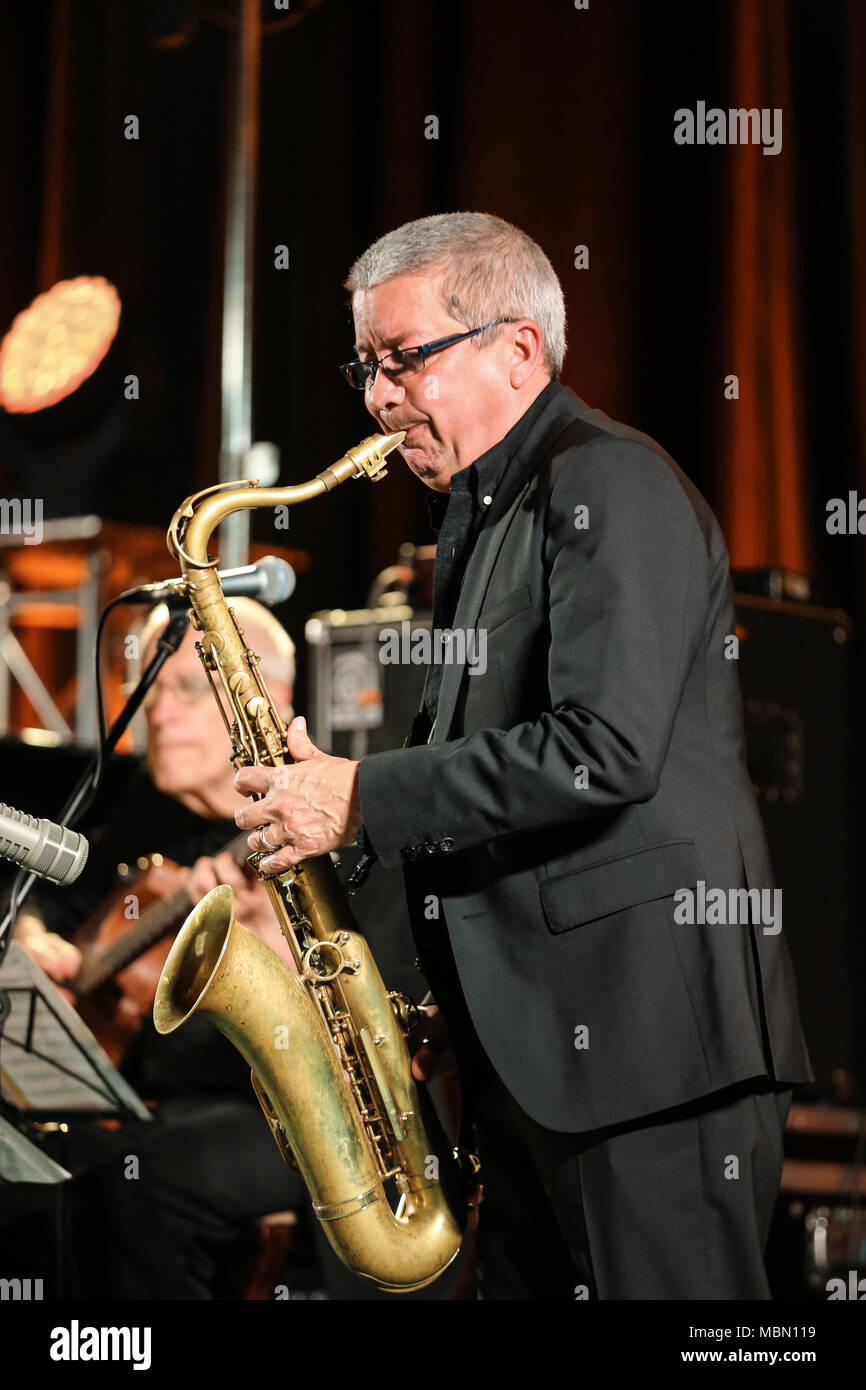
[407,1004,457,1084]
[233,714,363,869]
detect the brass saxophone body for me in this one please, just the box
[153,432,466,1291]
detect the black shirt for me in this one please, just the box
[422,378,562,726]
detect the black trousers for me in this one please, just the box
[55,1095,309,1299]
[469,1067,792,1300]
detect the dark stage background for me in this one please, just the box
[2,0,863,604]
[0,3,864,1083]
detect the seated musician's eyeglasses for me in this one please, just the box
[122,676,214,711]
[339,318,519,391]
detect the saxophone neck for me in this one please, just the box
[168,430,405,572]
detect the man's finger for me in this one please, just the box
[285,715,319,762]
[411,1047,443,1082]
[260,845,301,874]
[27,943,79,982]
[213,851,245,882]
[411,1049,434,1081]
[223,864,264,900]
[234,766,275,798]
[186,856,222,899]
[52,940,82,973]
[246,826,282,856]
[234,795,293,832]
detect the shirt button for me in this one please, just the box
[482,494,493,506]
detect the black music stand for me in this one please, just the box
[0,944,150,1299]
[0,942,150,1121]
[0,1113,71,1302]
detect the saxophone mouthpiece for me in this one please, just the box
[380,430,407,453]
[369,430,406,482]
[345,430,407,484]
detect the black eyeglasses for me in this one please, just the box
[339,318,519,391]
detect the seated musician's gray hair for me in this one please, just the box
[137,598,296,693]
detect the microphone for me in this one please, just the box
[117,556,296,609]
[0,804,89,887]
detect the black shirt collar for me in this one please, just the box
[425,378,563,532]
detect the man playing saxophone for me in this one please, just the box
[231,212,813,1300]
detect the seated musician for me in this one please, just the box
[13,599,313,1299]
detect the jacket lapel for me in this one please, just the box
[432,386,590,743]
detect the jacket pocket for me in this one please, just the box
[481,583,532,636]
[539,838,700,934]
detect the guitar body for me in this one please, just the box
[75,858,189,1069]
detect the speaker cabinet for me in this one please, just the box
[305,606,432,758]
[734,594,859,1099]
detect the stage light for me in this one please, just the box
[0,276,121,415]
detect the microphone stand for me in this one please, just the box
[0,610,190,984]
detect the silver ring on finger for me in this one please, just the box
[258,825,280,853]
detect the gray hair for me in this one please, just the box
[138,598,295,703]
[345,212,567,376]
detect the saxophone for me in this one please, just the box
[153,432,469,1292]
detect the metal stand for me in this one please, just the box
[0,515,105,743]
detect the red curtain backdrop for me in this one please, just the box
[715,0,811,576]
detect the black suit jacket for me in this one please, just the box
[359,382,813,1132]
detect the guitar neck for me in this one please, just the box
[71,830,251,998]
